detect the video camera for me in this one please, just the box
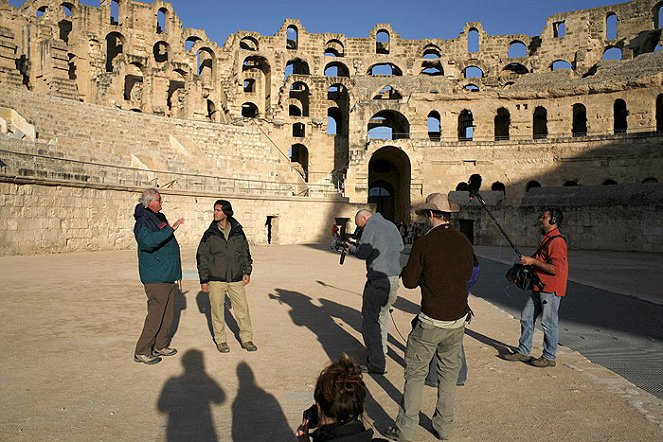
[338,226,363,265]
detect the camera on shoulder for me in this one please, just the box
[302,404,319,428]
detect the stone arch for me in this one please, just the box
[468,28,479,53]
[67,52,77,80]
[464,84,479,92]
[564,180,579,186]
[614,99,628,133]
[197,47,215,86]
[526,180,541,192]
[123,62,144,102]
[368,146,411,222]
[325,39,345,57]
[242,55,271,113]
[494,107,510,140]
[421,60,443,76]
[551,60,572,70]
[284,58,310,81]
[427,111,441,141]
[603,46,622,60]
[376,29,390,54]
[373,85,402,100]
[508,41,527,58]
[533,106,548,139]
[642,176,658,183]
[368,63,403,76]
[324,62,349,77]
[156,7,168,34]
[327,82,348,103]
[458,109,473,140]
[327,108,342,135]
[286,25,298,49]
[153,41,169,63]
[572,103,587,136]
[289,81,310,117]
[240,36,259,51]
[167,69,187,117]
[185,36,202,52]
[501,62,528,76]
[242,102,259,118]
[606,12,618,40]
[422,44,441,59]
[602,179,618,185]
[367,110,410,140]
[290,144,309,182]
[464,65,484,78]
[105,32,125,73]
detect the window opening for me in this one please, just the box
[572,103,587,136]
[508,41,527,58]
[428,111,441,141]
[157,8,167,34]
[614,99,628,133]
[458,110,473,141]
[551,60,572,70]
[243,79,255,93]
[533,106,548,139]
[376,30,389,54]
[602,47,622,60]
[494,107,510,141]
[606,13,618,40]
[553,21,565,38]
[467,28,479,53]
[110,0,119,25]
[286,25,298,49]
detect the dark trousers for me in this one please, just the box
[135,282,176,356]
[361,277,391,372]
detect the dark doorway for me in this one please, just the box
[368,146,411,223]
[458,219,474,244]
[265,216,278,244]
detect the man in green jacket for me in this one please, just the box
[197,199,256,353]
[133,188,184,365]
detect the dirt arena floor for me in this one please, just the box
[1,243,662,441]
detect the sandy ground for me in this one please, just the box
[0,243,662,441]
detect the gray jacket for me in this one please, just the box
[350,213,404,279]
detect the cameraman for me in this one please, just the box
[346,209,404,375]
[295,354,383,442]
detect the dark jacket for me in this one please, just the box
[401,223,474,321]
[311,420,381,442]
[133,204,182,284]
[196,218,253,284]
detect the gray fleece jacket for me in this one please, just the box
[350,213,404,279]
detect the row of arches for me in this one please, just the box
[454,177,660,196]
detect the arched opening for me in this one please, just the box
[197,48,215,86]
[602,179,618,185]
[36,6,47,18]
[494,107,510,140]
[464,84,479,92]
[603,46,622,60]
[328,83,348,102]
[422,45,441,59]
[508,41,527,58]
[373,85,402,100]
[526,181,541,192]
[61,3,73,16]
[553,21,566,38]
[157,8,167,34]
[67,53,77,80]
[427,111,441,141]
[324,62,349,77]
[614,99,628,134]
[185,36,201,52]
[464,65,483,78]
[367,110,410,140]
[167,70,186,117]
[491,181,506,195]
[325,39,345,57]
[241,102,259,118]
[376,30,390,54]
[642,177,658,184]
[468,28,479,53]
[289,81,310,117]
[327,108,342,135]
[110,0,119,25]
[207,99,216,122]
[551,60,572,70]
[657,2,663,29]
[564,180,579,186]
[105,32,125,73]
[533,106,548,139]
[290,144,309,182]
[243,78,255,93]
[572,103,587,136]
[458,109,473,141]
[606,13,618,40]
[240,36,259,51]
[420,61,443,76]
[289,105,302,117]
[242,55,271,114]
[286,25,298,49]
[369,63,403,76]
[284,58,310,81]
[153,41,169,63]
[123,63,143,102]
[657,94,663,133]
[59,18,72,43]
[368,146,411,223]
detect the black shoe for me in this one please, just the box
[359,364,387,375]
[383,425,400,441]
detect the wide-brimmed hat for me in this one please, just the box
[414,193,460,214]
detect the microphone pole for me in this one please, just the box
[471,192,523,258]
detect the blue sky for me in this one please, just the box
[10,0,627,44]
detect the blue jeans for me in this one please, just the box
[517,291,560,361]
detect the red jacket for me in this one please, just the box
[533,228,568,296]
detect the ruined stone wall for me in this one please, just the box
[0,180,362,255]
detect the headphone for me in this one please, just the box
[547,208,562,226]
[214,199,234,217]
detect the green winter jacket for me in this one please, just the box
[133,204,182,284]
[196,218,253,284]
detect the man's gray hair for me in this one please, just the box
[139,188,160,208]
[355,209,373,223]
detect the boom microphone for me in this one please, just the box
[468,174,482,198]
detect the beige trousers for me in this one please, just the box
[208,281,253,344]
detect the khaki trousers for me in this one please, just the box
[208,281,253,344]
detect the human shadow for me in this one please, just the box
[169,288,188,341]
[157,349,225,442]
[196,291,240,344]
[269,288,401,429]
[465,327,515,357]
[232,362,292,442]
